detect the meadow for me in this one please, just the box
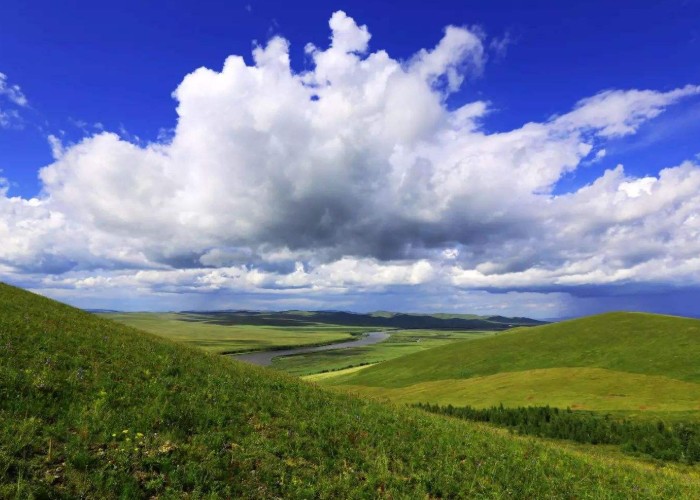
[103,312,374,354]
[325,367,700,417]
[3,283,700,497]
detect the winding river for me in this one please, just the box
[230,331,390,366]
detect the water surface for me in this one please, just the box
[231,331,390,366]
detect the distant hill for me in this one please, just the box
[178,309,547,330]
[324,312,700,415]
[484,315,544,325]
[1,283,697,497]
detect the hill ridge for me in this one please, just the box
[328,311,700,389]
[176,309,547,330]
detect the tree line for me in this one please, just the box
[414,403,700,464]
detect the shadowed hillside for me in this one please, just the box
[177,309,546,330]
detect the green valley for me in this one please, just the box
[3,283,700,497]
[102,312,373,354]
[271,328,496,376]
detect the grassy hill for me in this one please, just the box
[324,312,700,416]
[1,284,699,497]
[171,309,546,330]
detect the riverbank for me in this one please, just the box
[231,331,391,366]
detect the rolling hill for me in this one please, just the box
[1,283,698,497]
[174,309,546,330]
[323,312,700,415]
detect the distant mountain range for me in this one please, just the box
[176,309,547,330]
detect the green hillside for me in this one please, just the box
[324,312,700,415]
[1,283,699,497]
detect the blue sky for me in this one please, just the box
[1,0,699,317]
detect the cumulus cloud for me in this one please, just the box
[1,11,700,313]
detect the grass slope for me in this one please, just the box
[326,312,700,415]
[2,284,699,497]
[336,368,700,413]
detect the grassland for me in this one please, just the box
[323,312,700,418]
[332,367,700,413]
[3,283,700,497]
[271,329,495,376]
[103,312,373,354]
[103,313,496,375]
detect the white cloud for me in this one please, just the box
[1,11,700,312]
[409,25,484,91]
[590,148,606,163]
[0,73,28,107]
[0,109,20,128]
[489,32,512,60]
[553,85,700,137]
[327,11,371,54]
[0,72,28,128]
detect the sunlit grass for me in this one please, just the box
[103,312,373,354]
[302,364,376,381]
[325,312,700,419]
[3,283,699,497]
[329,367,700,415]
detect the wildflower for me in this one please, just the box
[158,441,177,454]
[111,433,116,438]
[122,429,129,434]
[136,432,144,439]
